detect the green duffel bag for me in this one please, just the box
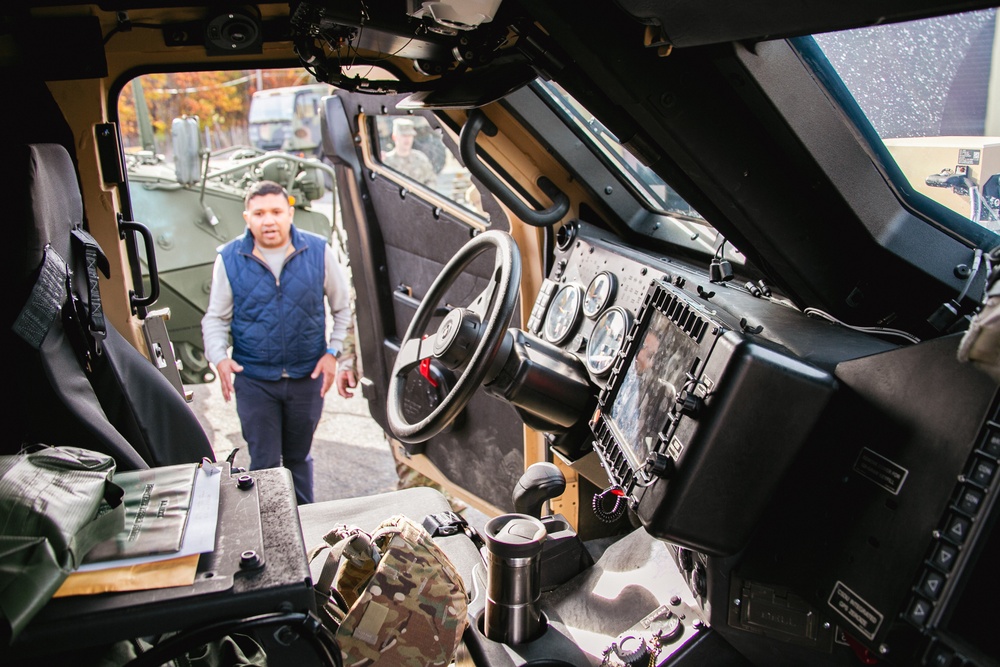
[0,446,125,643]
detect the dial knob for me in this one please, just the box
[613,635,652,666]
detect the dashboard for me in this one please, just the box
[528,221,851,554]
[525,220,1000,666]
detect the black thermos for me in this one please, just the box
[483,513,547,644]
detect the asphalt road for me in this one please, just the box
[186,379,401,503]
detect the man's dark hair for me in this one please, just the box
[244,180,289,209]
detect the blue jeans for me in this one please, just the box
[233,374,324,504]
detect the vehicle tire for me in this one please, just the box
[177,342,216,384]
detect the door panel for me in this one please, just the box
[323,91,524,512]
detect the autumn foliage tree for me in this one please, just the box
[119,68,317,153]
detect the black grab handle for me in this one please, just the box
[460,109,570,228]
[119,218,160,315]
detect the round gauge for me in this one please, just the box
[583,271,617,318]
[543,284,582,345]
[586,307,631,376]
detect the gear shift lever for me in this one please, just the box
[510,462,593,593]
[512,462,566,518]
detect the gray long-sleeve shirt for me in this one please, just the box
[201,241,352,368]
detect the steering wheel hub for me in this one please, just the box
[433,308,482,368]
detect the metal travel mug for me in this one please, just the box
[483,513,547,644]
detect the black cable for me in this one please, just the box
[312,627,344,667]
[123,612,341,667]
[103,22,163,45]
[956,248,984,303]
[714,238,727,259]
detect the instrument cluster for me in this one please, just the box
[527,228,670,385]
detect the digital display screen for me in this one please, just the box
[607,309,701,470]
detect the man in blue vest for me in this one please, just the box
[202,180,353,504]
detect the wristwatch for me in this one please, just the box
[327,347,341,359]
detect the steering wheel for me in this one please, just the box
[388,230,521,443]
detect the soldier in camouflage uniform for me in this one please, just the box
[382,118,437,188]
[335,321,358,397]
[339,314,468,513]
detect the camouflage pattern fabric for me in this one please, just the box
[310,515,468,666]
[395,459,468,514]
[383,149,437,188]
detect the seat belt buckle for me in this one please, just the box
[423,510,484,549]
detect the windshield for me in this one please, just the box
[812,8,1000,245]
[534,79,736,261]
[535,79,705,223]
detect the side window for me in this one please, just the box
[375,115,487,220]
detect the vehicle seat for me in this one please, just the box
[298,486,484,586]
[6,142,214,470]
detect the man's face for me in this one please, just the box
[393,132,414,155]
[635,333,660,373]
[244,192,293,249]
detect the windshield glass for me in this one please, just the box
[535,79,706,223]
[534,79,735,260]
[812,8,1000,244]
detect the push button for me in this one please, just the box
[908,597,933,627]
[968,457,997,487]
[956,486,984,515]
[923,641,955,667]
[919,569,946,600]
[944,515,970,545]
[931,543,959,573]
[981,429,1000,459]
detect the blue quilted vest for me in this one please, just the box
[220,225,328,380]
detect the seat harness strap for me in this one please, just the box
[12,245,68,350]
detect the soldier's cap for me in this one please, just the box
[392,118,417,136]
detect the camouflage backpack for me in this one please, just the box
[309,515,468,666]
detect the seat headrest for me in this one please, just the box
[19,143,85,285]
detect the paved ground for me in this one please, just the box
[186,380,401,503]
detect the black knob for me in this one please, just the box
[512,462,566,518]
[676,390,703,417]
[644,452,675,479]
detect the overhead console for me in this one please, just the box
[590,279,836,555]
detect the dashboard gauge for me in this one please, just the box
[583,272,617,318]
[543,284,582,345]
[586,307,631,376]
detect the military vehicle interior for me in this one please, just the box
[3,1,1000,666]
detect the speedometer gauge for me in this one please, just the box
[586,307,631,376]
[583,272,617,318]
[543,284,582,344]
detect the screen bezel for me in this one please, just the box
[595,280,716,485]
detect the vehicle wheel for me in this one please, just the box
[387,230,521,443]
[177,342,216,384]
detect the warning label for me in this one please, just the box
[958,148,982,165]
[828,581,883,640]
[668,436,685,459]
[853,447,908,495]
